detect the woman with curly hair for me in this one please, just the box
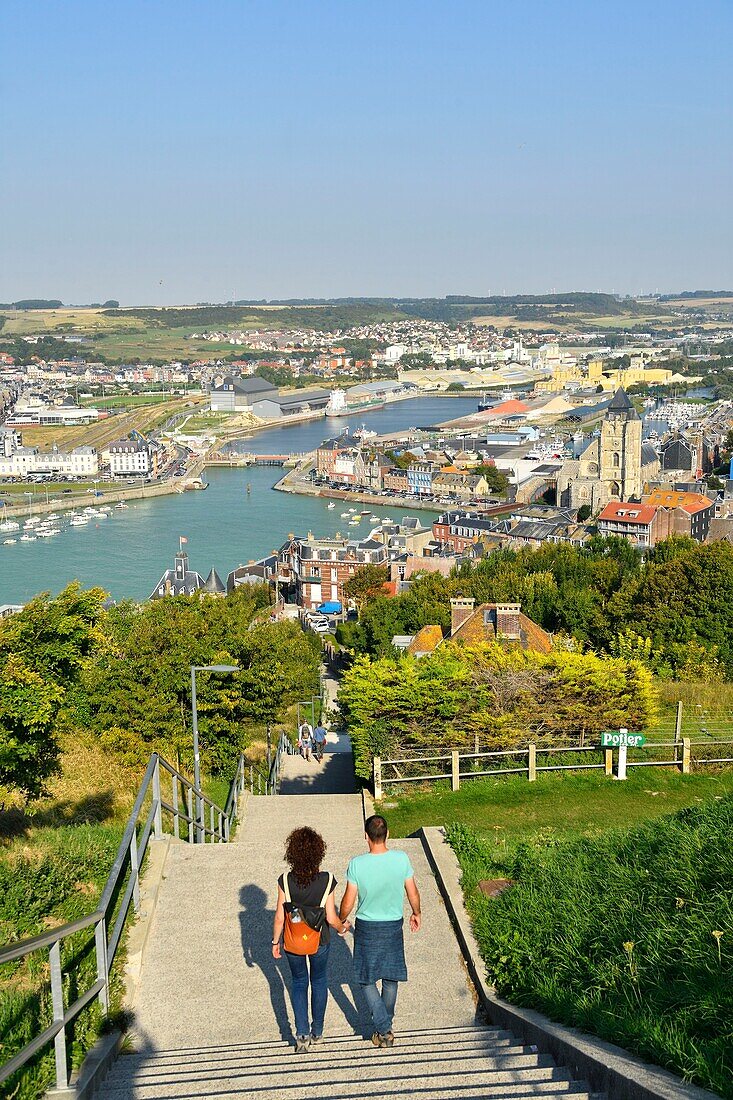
[272,826,350,1053]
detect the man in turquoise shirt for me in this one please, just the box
[340,815,421,1047]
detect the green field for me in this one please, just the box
[380,767,733,849]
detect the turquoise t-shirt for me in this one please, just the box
[346,849,415,921]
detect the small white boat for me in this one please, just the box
[24,517,40,528]
[340,512,349,518]
[20,534,37,542]
[46,513,60,521]
[0,520,20,531]
[327,502,336,510]
[3,538,17,545]
[349,519,361,526]
[115,502,129,510]
[347,508,356,514]
[70,517,89,527]
[37,529,58,538]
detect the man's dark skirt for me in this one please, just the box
[353,918,407,984]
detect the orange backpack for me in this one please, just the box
[283,872,332,955]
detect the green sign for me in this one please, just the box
[601,731,646,748]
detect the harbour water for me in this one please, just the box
[0,397,478,604]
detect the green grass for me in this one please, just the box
[79,394,179,409]
[379,767,733,851]
[448,792,733,1096]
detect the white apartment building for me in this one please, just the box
[0,444,99,479]
[107,438,153,477]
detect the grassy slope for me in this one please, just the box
[0,735,233,1098]
[449,794,733,1096]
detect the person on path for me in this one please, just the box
[339,814,421,1048]
[272,827,350,1053]
[298,721,313,761]
[313,722,328,763]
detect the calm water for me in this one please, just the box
[0,397,478,603]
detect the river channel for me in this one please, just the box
[0,396,478,603]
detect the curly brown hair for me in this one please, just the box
[284,827,326,887]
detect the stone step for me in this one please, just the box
[113,1039,535,1080]
[104,1047,563,1098]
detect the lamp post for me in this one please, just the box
[190,663,239,841]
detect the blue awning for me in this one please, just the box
[317,601,342,614]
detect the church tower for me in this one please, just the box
[599,388,642,500]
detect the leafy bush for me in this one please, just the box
[448,796,733,1096]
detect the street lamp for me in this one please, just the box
[190,663,239,841]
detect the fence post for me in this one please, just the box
[604,748,613,777]
[95,916,110,1014]
[527,743,536,782]
[451,750,460,792]
[373,756,382,801]
[681,737,691,774]
[674,700,683,743]
[152,757,163,839]
[49,940,68,1090]
[617,729,628,781]
[187,787,194,844]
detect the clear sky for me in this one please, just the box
[1,0,731,304]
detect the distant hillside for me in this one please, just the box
[660,290,733,300]
[102,303,408,330]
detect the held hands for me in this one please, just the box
[338,919,352,936]
[409,912,422,933]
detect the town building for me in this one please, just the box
[277,534,388,610]
[209,376,276,412]
[108,437,154,477]
[644,489,715,542]
[393,598,553,656]
[596,502,660,547]
[557,389,646,511]
[150,550,206,599]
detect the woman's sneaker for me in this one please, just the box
[294,1036,310,1054]
[310,1033,323,1045]
[383,1031,395,1047]
[371,1033,388,1048]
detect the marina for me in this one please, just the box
[0,396,476,604]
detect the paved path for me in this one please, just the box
[278,732,355,795]
[107,733,598,1098]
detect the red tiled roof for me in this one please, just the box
[598,502,657,525]
[645,489,713,515]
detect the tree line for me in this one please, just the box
[0,584,321,802]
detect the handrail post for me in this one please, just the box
[373,756,382,800]
[95,916,110,1014]
[681,736,691,774]
[129,828,141,913]
[49,940,68,1090]
[210,802,215,841]
[451,750,460,792]
[224,813,231,842]
[152,756,163,839]
[172,772,179,839]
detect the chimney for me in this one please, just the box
[450,597,475,636]
[495,602,521,640]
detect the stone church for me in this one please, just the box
[557,388,657,512]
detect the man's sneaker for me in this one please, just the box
[294,1036,310,1054]
[370,1033,387,1048]
[310,1033,323,1045]
[383,1031,395,1047]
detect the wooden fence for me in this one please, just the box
[372,736,733,799]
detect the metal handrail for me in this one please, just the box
[266,731,294,794]
[0,751,242,1092]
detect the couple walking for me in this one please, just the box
[271,814,421,1052]
[298,720,327,762]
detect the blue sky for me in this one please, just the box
[1,0,731,304]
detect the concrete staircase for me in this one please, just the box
[104,737,603,1099]
[104,1026,602,1099]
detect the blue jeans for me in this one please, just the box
[285,940,330,1039]
[360,979,398,1035]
